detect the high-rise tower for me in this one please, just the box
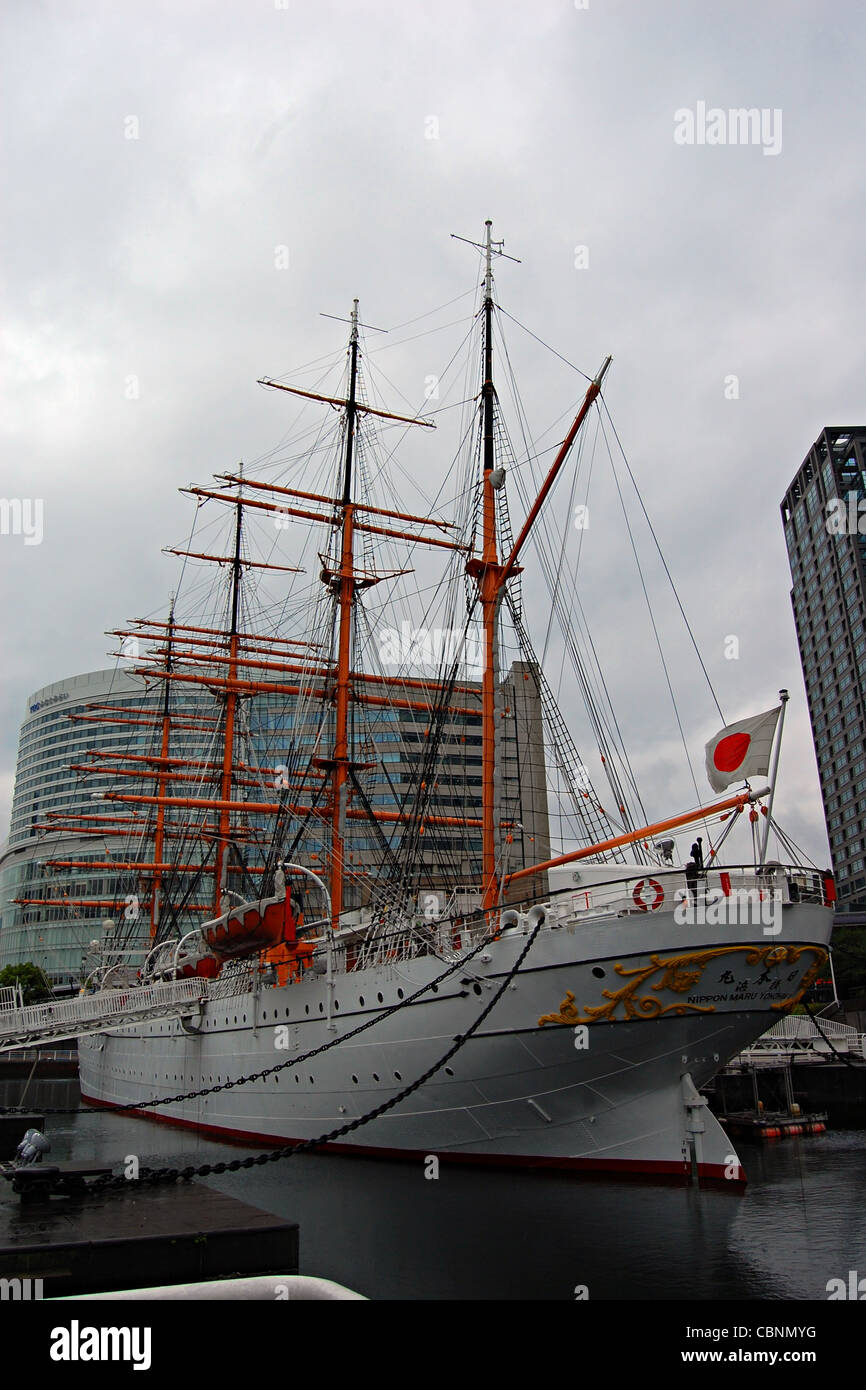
[781,426,866,910]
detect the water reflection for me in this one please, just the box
[3,1080,864,1300]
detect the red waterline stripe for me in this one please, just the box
[79,1091,745,1187]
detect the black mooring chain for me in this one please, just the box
[88,913,544,1192]
[2,917,543,1190]
[0,924,497,1120]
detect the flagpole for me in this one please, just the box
[758,689,789,866]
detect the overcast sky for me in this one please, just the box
[2,0,864,867]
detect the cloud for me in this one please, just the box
[1,0,861,870]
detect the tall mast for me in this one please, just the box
[342,298,360,504]
[251,304,445,931]
[150,595,175,937]
[458,220,610,914]
[329,301,360,930]
[479,222,500,912]
[456,220,513,914]
[213,476,244,913]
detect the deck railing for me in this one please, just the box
[530,863,832,925]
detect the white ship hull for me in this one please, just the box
[78,901,832,1182]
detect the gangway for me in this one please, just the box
[0,978,207,1055]
[730,1014,866,1067]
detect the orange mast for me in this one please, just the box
[53,308,447,942]
[504,788,768,887]
[256,301,443,933]
[460,221,613,915]
[150,599,175,937]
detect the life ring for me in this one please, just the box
[633,878,664,912]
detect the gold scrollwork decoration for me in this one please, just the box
[537,944,828,1027]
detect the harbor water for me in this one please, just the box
[2,1078,864,1301]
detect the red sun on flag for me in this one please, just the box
[713,731,752,773]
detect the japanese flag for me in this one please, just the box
[705,706,781,793]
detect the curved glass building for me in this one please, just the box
[0,661,548,986]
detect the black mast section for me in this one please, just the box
[342,298,360,506]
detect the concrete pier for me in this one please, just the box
[0,1179,298,1297]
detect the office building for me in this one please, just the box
[0,660,550,981]
[781,426,866,908]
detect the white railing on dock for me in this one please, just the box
[760,1015,854,1042]
[0,1047,77,1063]
[0,986,20,1014]
[733,1014,866,1063]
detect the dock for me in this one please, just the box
[0,1046,78,1080]
[0,1175,299,1297]
[719,1110,828,1141]
[704,1009,866,1133]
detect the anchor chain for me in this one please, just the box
[1,915,544,1190]
[0,924,496,1119]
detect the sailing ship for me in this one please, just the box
[47,223,831,1181]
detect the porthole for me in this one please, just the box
[397,988,404,999]
[318,1002,324,1013]
[309,1076,315,1085]
[359,996,365,1006]
[305,1004,310,1015]
[472,983,482,995]
[334,1000,339,1010]
[394,1071,402,1081]
[351,1074,359,1084]
[294,1075,299,1084]
[373,1072,380,1082]
[592,966,605,979]
[377,992,384,1004]
[445,1066,454,1077]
